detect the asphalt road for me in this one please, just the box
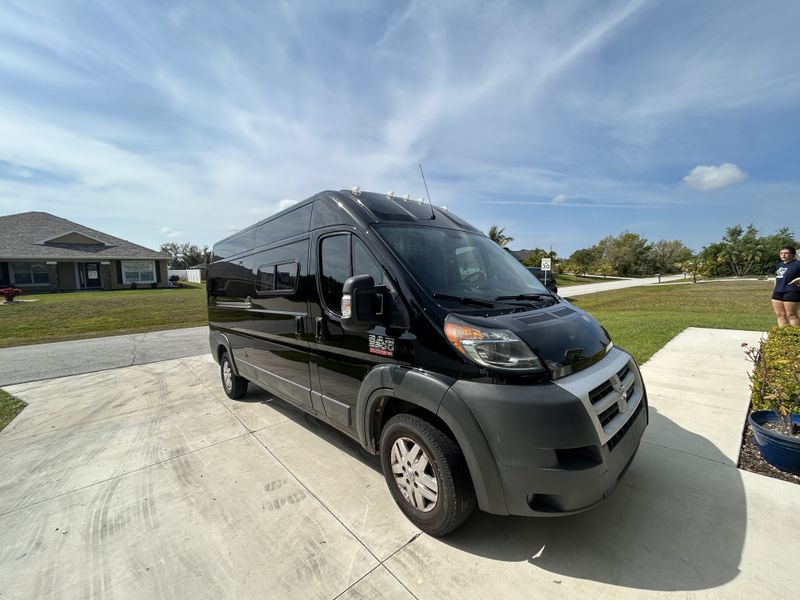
[560,273,686,297]
[0,326,209,386]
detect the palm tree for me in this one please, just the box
[488,225,514,248]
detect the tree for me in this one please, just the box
[678,255,709,283]
[522,248,558,268]
[159,242,210,269]
[488,225,513,248]
[596,232,651,277]
[567,248,596,275]
[646,240,693,275]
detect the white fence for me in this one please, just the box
[168,269,203,283]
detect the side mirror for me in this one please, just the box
[341,274,388,332]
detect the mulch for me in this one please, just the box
[738,422,800,485]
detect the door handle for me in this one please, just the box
[295,316,304,339]
[314,317,324,342]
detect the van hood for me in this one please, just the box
[455,302,612,379]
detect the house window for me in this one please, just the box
[11,262,49,285]
[121,261,156,283]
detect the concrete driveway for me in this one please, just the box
[1,328,799,599]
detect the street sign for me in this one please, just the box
[541,258,551,271]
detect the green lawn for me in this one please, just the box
[0,389,26,432]
[0,287,207,348]
[569,280,774,364]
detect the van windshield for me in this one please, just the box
[375,225,551,303]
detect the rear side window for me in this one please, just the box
[256,261,299,294]
[255,204,312,248]
[320,235,385,315]
[212,230,255,262]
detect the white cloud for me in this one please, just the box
[682,163,747,191]
[278,199,298,211]
[160,226,181,239]
[551,194,571,204]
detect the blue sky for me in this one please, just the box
[1,0,799,256]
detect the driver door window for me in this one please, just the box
[319,234,385,316]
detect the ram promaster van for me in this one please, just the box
[207,188,648,536]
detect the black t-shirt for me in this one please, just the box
[775,259,800,293]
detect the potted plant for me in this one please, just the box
[0,287,22,303]
[743,327,800,473]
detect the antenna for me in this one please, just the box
[418,163,436,220]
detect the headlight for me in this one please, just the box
[443,314,545,373]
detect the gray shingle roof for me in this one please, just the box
[0,212,169,260]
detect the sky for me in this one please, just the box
[1,0,799,257]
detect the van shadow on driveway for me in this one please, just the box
[248,395,747,594]
[425,406,746,593]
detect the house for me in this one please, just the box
[0,211,170,292]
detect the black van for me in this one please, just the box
[207,188,648,536]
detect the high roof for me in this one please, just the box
[0,211,168,260]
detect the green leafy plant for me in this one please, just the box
[744,327,800,435]
[130,282,138,290]
[0,287,22,302]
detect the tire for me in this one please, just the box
[380,414,475,537]
[220,351,248,399]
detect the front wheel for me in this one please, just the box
[380,414,475,536]
[220,351,248,399]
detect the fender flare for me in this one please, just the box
[355,365,507,514]
[210,331,241,377]
[355,364,454,452]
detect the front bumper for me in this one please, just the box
[438,347,648,516]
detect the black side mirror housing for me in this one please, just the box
[341,274,389,332]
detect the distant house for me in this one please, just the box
[0,211,170,292]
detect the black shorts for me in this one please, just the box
[772,290,800,302]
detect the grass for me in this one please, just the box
[0,287,207,348]
[0,389,26,432]
[568,279,775,364]
[0,278,776,366]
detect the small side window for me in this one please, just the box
[256,261,298,294]
[276,262,297,291]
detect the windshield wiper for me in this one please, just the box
[495,293,554,301]
[433,293,496,308]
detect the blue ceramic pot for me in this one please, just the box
[748,410,800,474]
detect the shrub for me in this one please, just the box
[169,275,180,282]
[130,282,138,290]
[151,282,158,289]
[745,327,800,434]
[0,287,22,302]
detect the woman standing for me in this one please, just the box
[772,245,800,327]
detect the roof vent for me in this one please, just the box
[351,186,361,197]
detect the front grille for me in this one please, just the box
[617,363,630,381]
[607,401,645,451]
[588,380,614,405]
[598,404,619,427]
[587,359,640,440]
